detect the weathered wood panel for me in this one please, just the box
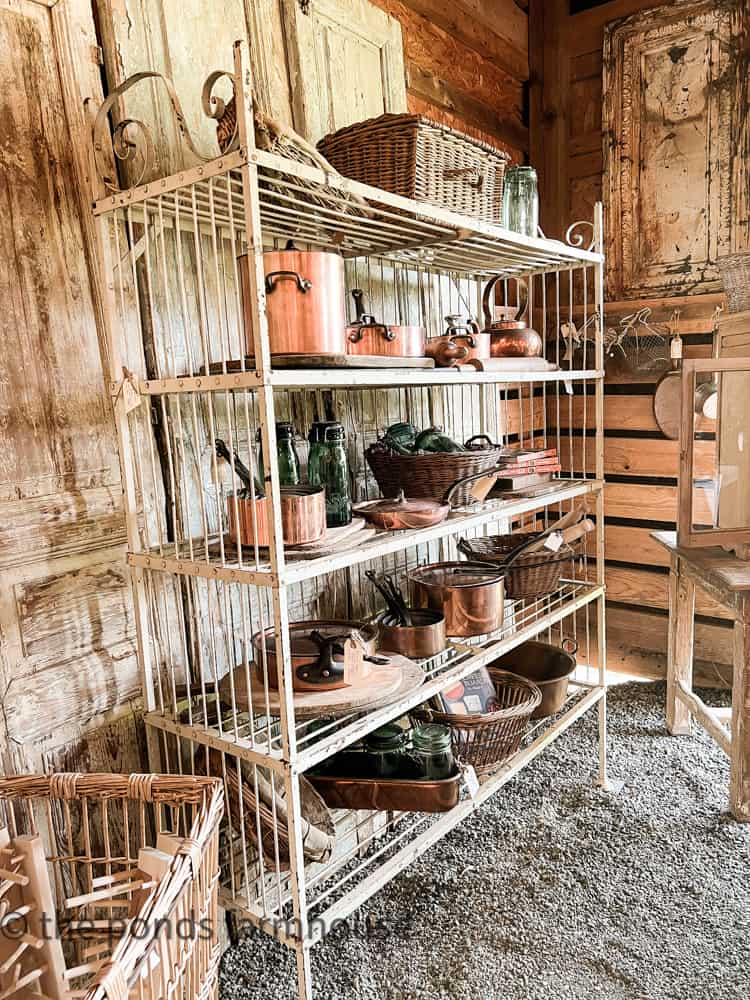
[565,436,715,479]
[603,1,747,298]
[603,481,679,521]
[604,564,729,619]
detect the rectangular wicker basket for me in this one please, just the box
[317,113,509,224]
[0,772,223,1000]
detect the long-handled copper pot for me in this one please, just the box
[346,289,426,357]
[216,439,325,547]
[408,562,505,637]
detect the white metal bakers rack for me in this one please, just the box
[91,42,609,1000]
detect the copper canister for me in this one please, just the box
[408,562,505,638]
[227,486,325,548]
[239,241,346,356]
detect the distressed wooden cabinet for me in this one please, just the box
[603,0,750,300]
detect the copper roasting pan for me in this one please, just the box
[309,770,462,813]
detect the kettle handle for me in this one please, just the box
[481,275,529,328]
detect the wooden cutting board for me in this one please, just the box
[220,655,424,719]
[201,354,435,373]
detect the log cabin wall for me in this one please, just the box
[0,0,530,772]
[528,0,741,682]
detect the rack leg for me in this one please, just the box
[295,942,314,1000]
[593,593,619,792]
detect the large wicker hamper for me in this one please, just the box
[318,113,509,224]
[0,772,223,1000]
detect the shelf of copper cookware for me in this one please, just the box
[127,479,603,587]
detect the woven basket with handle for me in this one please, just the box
[458,531,581,599]
[0,772,223,1000]
[365,444,505,508]
[317,113,509,223]
[411,670,541,776]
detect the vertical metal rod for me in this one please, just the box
[233,41,312,993]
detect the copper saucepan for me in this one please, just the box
[251,620,379,692]
[377,609,447,659]
[239,240,347,356]
[216,439,325,547]
[408,562,505,638]
[346,289,426,357]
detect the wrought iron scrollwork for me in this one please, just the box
[92,69,236,192]
[564,220,596,252]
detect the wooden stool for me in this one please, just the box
[655,530,750,821]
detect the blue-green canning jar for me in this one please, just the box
[256,422,301,487]
[307,421,352,528]
[411,724,454,780]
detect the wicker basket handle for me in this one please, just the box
[443,165,484,190]
[482,275,529,329]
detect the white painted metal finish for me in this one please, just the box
[91,42,609,1000]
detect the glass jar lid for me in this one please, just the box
[308,421,345,443]
[365,723,408,752]
[412,723,452,754]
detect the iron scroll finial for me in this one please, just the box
[92,69,236,192]
[565,220,596,252]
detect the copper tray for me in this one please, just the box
[308,770,462,813]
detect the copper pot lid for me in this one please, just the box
[363,490,449,515]
[256,621,376,655]
[410,562,504,588]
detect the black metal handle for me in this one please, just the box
[265,270,312,294]
[296,630,347,686]
[215,438,261,498]
[464,434,497,451]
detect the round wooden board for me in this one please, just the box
[220,655,425,719]
[653,369,681,440]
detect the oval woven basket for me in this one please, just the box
[411,669,542,775]
[457,531,580,599]
[366,445,504,508]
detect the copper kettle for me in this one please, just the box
[482,276,543,358]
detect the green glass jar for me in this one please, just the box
[411,724,454,780]
[503,165,539,238]
[363,724,410,779]
[307,421,352,528]
[256,423,301,487]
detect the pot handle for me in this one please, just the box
[481,275,529,328]
[265,270,312,294]
[441,465,502,506]
[445,314,480,343]
[464,434,498,451]
[561,637,578,657]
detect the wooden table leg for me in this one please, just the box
[730,600,750,821]
[666,554,696,736]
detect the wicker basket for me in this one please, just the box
[366,444,504,508]
[318,114,509,223]
[457,531,580,599]
[717,251,750,313]
[411,670,542,775]
[0,772,223,1000]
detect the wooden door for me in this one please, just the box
[0,0,144,772]
[282,0,407,142]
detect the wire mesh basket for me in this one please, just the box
[0,772,223,1000]
[411,670,542,775]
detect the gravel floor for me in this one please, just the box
[221,682,750,1000]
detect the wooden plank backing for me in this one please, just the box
[587,524,670,568]
[554,393,713,435]
[604,564,730,619]
[604,481,678,521]
[605,604,733,667]
[564,436,715,478]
